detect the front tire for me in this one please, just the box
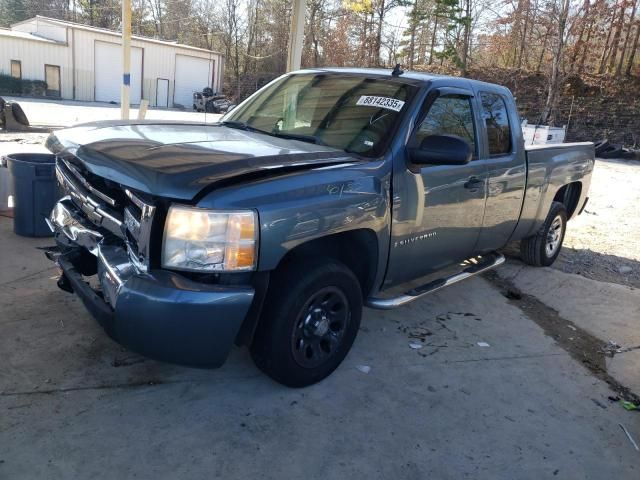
[251,259,362,387]
[520,201,567,267]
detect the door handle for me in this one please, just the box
[464,176,483,191]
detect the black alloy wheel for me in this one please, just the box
[291,286,350,369]
[250,258,362,388]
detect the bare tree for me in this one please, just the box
[625,16,640,74]
[598,1,619,73]
[147,0,164,37]
[616,0,638,75]
[540,0,570,125]
[607,0,628,72]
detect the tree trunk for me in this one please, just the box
[577,16,595,73]
[461,0,471,74]
[408,1,418,69]
[313,2,321,66]
[525,0,540,70]
[244,0,259,75]
[570,0,590,72]
[599,3,619,73]
[369,11,376,66]
[375,0,386,67]
[536,26,550,72]
[417,21,428,63]
[626,20,640,74]
[361,14,368,66]
[608,0,628,72]
[541,0,570,125]
[429,15,439,65]
[512,0,523,67]
[518,0,532,69]
[616,0,638,75]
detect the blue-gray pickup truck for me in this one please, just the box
[45,68,594,387]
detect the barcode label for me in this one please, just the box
[356,96,405,112]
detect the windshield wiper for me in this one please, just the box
[220,120,270,136]
[273,131,325,145]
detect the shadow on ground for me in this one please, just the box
[501,242,640,289]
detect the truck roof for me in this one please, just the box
[294,67,511,95]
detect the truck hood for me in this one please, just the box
[46,121,357,200]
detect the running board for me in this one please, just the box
[366,252,505,310]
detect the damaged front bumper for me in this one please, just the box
[47,197,255,367]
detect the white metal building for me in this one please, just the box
[0,16,224,108]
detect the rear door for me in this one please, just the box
[473,90,526,252]
[386,88,488,286]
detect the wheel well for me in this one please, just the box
[276,230,379,298]
[553,182,582,219]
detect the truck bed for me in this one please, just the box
[511,141,595,241]
[524,141,594,151]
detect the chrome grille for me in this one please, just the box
[55,157,156,268]
[59,158,117,206]
[55,159,124,239]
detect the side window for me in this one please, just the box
[416,95,476,157]
[11,60,21,79]
[480,92,512,156]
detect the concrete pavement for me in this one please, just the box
[1,123,638,477]
[1,96,223,128]
[1,217,638,479]
[496,261,640,397]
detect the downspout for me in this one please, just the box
[71,28,76,100]
[219,56,225,93]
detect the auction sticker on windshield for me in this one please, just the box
[356,96,405,112]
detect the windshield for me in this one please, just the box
[224,73,418,157]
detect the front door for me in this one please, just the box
[45,65,61,97]
[156,78,169,108]
[386,91,488,286]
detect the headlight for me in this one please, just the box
[162,205,257,272]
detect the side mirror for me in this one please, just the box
[408,135,472,165]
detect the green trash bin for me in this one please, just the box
[5,153,57,237]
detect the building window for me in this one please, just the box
[10,60,21,79]
[44,64,61,97]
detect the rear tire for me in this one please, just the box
[520,201,567,267]
[251,258,362,388]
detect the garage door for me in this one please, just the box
[174,55,212,108]
[95,41,143,104]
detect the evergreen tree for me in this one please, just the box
[0,0,28,27]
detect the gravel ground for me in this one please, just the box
[553,158,640,288]
[0,132,48,145]
[501,158,640,288]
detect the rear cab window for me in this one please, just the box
[480,92,512,156]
